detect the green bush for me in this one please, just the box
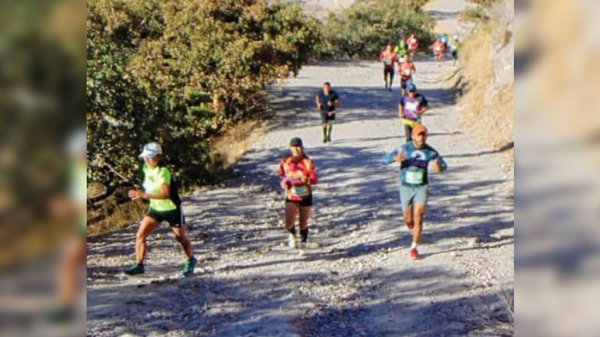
[87,0,320,189]
[315,0,435,59]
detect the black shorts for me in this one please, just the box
[320,111,335,123]
[285,195,313,207]
[401,77,412,89]
[383,67,394,78]
[147,208,185,228]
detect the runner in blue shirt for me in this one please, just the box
[381,124,447,260]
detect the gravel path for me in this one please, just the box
[87,1,513,336]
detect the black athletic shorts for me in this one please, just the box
[401,77,412,89]
[285,195,313,207]
[383,67,394,78]
[147,208,185,228]
[320,111,335,123]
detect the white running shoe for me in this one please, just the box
[288,234,297,249]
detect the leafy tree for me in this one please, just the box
[316,0,435,59]
[87,0,320,189]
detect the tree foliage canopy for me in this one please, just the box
[87,0,320,188]
[316,0,435,59]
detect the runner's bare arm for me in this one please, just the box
[129,184,170,200]
[398,103,405,118]
[315,95,322,110]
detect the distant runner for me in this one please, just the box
[380,44,399,91]
[399,83,428,142]
[439,33,450,57]
[279,137,318,251]
[398,54,416,96]
[316,82,340,143]
[406,33,419,59]
[124,142,197,276]
[380,124,447,260]
[394,39,408,59]
[450,35,461,65]
[431,38,446,61]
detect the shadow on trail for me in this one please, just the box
[88,262,512,337]
[267,65,457,131]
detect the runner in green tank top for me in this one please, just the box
[124,142,197,276]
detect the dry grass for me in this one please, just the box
[457,22,514,154]
[87,187,147,236]
[212,119,266,170]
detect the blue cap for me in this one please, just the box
[407,83,417,92]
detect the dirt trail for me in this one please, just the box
[87,1,513,336]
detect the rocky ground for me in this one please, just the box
[87,1,514,336]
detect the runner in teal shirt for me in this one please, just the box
[381,124,447,260]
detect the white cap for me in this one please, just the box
[139,142,163,158]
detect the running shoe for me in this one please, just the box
[288,233,297,249]
[409,248,420,260]
[183,257,198,276]
[124,262,145,275]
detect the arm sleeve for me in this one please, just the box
[421,96,429,108]
[380,147,401,165]
[433,152,448,171]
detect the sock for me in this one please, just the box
[287,226,296,235]
[411,242,418,249]
[300,229,309,242]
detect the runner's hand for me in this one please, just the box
[128,190,145,200]
[431,160,443,172]
[395,152,405,163]
[280,179,289,190]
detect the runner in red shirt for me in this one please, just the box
[406,33,419,59]
[279,137,318,251]
[430,39,446,61]
[398,54,416,96]
[380,44,399,91]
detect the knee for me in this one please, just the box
[174,234,186,243]
[136,231,148,243]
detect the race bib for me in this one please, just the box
[405,171,424,185]
[402,69,412,76]
[291,185,310,197]
[384,58,392,65]
[405,101,419,112]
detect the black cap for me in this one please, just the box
[289,137,303,147]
